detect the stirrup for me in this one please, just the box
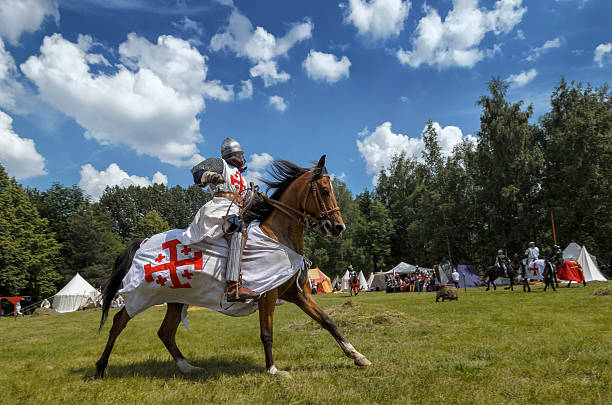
[226,282,260,302]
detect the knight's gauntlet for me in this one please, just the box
[200,171,225,186]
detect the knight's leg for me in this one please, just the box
[225,231,259,301]
[158,303,202,374]
[95,307,131,379]
[282,288,371,367]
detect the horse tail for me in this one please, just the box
[99,238,144,332]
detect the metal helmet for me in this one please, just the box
[221,137,243,159]
[497,249,504,254]
[529,242,535,247]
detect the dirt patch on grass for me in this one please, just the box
[284,300,434,333]
[592,286,612,296]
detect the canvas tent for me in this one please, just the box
[369,272,387,291]
[341,270,368,291]
[455,265,482,288]
[308,268,333,293]
[367,272,374,287]
[53,273,101,313]
[358,270,368,290]
[563,242,606,281]
[386,262,416,274]
[563,242,582,261]
[576,246,607,281]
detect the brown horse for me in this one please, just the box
[94,155,371,379]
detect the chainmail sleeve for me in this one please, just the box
[190,158,224,184]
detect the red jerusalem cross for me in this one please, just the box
[530,262,538,276]
[230,172,246,195]
[144,239,202,289]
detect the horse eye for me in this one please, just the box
[321,187,330,196]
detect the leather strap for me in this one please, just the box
[214,191,243,206]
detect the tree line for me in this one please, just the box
[1,77,610,305]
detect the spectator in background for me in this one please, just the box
[452,268,460,288]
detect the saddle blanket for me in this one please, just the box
[557,261,585,282]
[523,259,547,281]
[119,222,308,322]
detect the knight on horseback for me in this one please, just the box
[525,241,539,268]
[552,244,564,268]
[495,249,509,277]
[188,137,259,302]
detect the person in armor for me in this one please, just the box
[524,242,539,267]
[553,244,564,268]
[495,249,509,277]
[187,137,259,302]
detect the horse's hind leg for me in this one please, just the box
[158,303,202,374]
[95,307,131,379]
[283,290,371,367]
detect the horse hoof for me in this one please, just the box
[176,358,203,374]
[354,356,372,367]
[267,366,292,379]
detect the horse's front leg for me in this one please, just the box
[283,290,371,367]
[258,290,291,378]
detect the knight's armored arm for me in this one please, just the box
[190,158,225,186]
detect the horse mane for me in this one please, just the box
[244,159,327,223]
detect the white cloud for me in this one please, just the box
[242,152,274,187]
[343,0,410,39]
[249,60,290,87]
[0,38,24,110]
[594,42,612,68]
[21,33,233,166]
[0,0,59,45]
[397,0,526,68]
[210,4,312,86]
[515,29,525,40]
[0,110,46,179]
[202,80,234,101]
[526,37,562,61]
[173,16,204,36]
[237,79,253,100]
[268,95,287,112]
[357,121,473,184]
[303,50,351,83]
[79,163,167,201]
[507,68,537,87]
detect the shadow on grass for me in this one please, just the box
[72,356,264,381]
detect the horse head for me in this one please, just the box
[304,155,345,237]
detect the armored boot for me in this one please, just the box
[225,231,259,302]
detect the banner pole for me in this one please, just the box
[551,212,557,246]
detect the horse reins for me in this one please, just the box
[261,173,340,231]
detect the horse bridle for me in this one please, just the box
[262,172,341,232]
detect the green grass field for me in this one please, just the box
[1,283,610,404]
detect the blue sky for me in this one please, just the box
[0,0,610,200]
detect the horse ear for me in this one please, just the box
[317,155,326,168]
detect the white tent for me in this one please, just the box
[563,242,606,282]
[386,262,416,274]
[358,271,368,290]
[577,246,607,282]
[53,273,101,313]
[341,270,350,291]
[563,242,582,261]
[366,272,374,287]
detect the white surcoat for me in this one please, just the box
[183,160,248,244]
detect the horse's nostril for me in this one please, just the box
[335,224,346,233]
